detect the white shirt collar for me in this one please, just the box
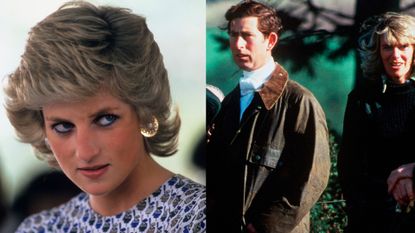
[240,57,276,96]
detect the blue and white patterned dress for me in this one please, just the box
[15,174,206,233]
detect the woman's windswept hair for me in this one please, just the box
[4,0,180,166]
[358,12,415,79]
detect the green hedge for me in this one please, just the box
[311,133,347,233]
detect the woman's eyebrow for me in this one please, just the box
[88,107,120,119]
[44,107,120,122]
[44,116,70,122]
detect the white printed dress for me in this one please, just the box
[15,175,206,233]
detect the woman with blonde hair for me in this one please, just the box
[339,12,415,233]
[4,1,206,232]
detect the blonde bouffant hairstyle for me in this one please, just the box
[358,12,415,79]
[4,1,180,166]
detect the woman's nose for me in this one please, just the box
[75,128,99,162]
[392,47,401,58]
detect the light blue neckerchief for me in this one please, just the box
[239,58,276,120]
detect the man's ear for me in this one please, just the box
[267,32,278,51]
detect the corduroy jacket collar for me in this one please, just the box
[258,64,289,110]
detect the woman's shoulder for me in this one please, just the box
[14,192,88,233]
[349,79,382,99]
[168,174,205,192]
[156,174,206,206]
[151,174,206,232]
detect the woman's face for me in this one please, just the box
[380,34,415,83]
[42,91,146,197]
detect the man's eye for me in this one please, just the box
[229,32,238,38]
[52,122,74,134]
[96,114,119,127]
[242,33,252,38]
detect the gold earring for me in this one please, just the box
[140,116,159,138]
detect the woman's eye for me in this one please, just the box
[52,122,74,134]
[96,114,119,127]
[382,45,392,50]
[401,44,410,50]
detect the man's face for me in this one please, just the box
[229,16,274,71]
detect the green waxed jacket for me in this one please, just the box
[207,64,331,233]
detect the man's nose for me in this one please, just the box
[234,35,246,49]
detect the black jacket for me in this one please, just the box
[338,79,415,233]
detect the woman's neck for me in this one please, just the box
[88,155,173,216]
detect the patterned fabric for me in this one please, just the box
[15,175,206,233]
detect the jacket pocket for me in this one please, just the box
[248,144,282,170]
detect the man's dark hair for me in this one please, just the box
[225,0,282,36]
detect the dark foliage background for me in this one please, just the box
[310,132,346,232]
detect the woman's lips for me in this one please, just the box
[78,164,110,179]
[390,62,403,69]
